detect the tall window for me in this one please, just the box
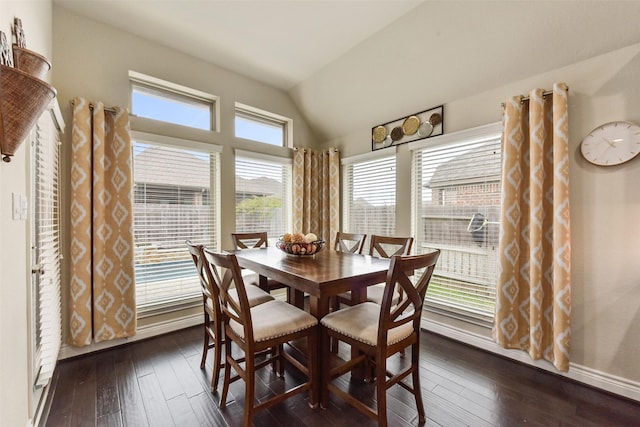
[411,123,502,324]
[235,103,292,147]
[30,107,63,407]
[132,133,220,314]
[235,151,291,240]
[343,153,396,236]
[129,70,219,131]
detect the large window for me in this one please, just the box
[342,152,396,236]
[411,123,502,324]
[235,103,292,147]
[129,70,219,131]
[235,151,291,240]
[132,132,220,314]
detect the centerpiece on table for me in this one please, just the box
[276,232,325,256]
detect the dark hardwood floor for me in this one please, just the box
[43,325,640,427]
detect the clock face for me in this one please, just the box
[580,121,640,166]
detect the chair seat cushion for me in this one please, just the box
[234,285,275,307]
[321,302,412,347]
[337,285,400,306]
[230,300,317,342]
[365,283,400,306]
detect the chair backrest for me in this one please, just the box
[369,234,414,258]
[334,231,367,254]
[202,248,255,342]
[378,250,440,344]
[186,240,222,318]
[231,232,269,250]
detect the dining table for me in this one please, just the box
[232,245,392,407]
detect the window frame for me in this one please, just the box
[234,149,293,240]
[129,70,220,132]
[341,150,397,237]
[131,130,222,317]
[410,122,502,327]
[235,102,293,148]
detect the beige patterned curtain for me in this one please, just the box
[292,147,340,247]
[494,83,571,371]
[69,98,136,346]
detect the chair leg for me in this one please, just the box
[412,343,426,424]
[243,352,256,427]
[220,339,232,409]
[200,326,210,369]
[210,335,222,392]
[375,355,388,427]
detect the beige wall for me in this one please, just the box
[1,1,53,426]
[322,43,640,388]
[51,6,318,351]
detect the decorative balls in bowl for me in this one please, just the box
[277,233,325,256]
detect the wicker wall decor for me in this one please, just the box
[0,18,56,162]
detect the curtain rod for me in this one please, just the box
[293,147,339,153]
[500,86,569,108]
[69,100,117,114]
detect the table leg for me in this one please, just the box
[291,289,305,308]
[308,296,330,408]
[349,287,367,380]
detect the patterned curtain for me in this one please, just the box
[494,83,571,371]
[69,98,136,346]
[292,147,340,247]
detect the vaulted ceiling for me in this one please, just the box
[54,1,640,141]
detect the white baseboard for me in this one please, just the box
[422,318,640,402]
[58,313,202,360]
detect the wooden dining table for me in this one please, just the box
[232,246,391,407]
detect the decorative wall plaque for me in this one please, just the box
[371,105,443,151]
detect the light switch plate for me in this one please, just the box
[12,193,21,220]
[20,195,28,220]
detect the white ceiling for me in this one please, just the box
[54,1,640,141]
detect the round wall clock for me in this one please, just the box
[580,121,640,166]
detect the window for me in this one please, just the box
[129,70,219,131]
[30,107,62,403]
[235,150,291,240]
[411,123,502,324]
[342,152,396,236]
[132,132,220,314]
[235,103,292,147]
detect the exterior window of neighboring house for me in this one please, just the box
[131,133,220,315]
[342,152,396,236]
[410,123,502,325]
[235,102,293,147]
[235,150,292,241]
[129,70,219,131]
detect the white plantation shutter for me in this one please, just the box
[132,139,219,313]
[32,108,62,390]
[342,153,396,236]
[411,124,502,323]
[235,151,291,240]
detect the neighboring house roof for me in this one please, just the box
[426,141,502,188]
[134,146,282,195]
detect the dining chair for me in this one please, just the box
[185,240,274,392]
[334,231,367,254]
[334,235,414,309]
[231,231,291,302]
[320,250,440,426]
[202,248,318,426]
[331,231,367,334]
[365,235,414,305]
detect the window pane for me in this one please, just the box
[413,135,501,323]
[235,115,284,146]
[344,155,396,236]
[132,84,211,130]
[235,157,290,240]
[133,142,218,312]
